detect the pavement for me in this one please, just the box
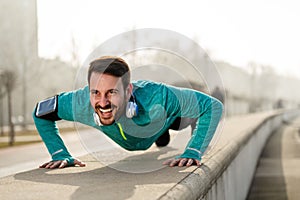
[0,129,88,178]
[247,117,300,200]
[0,126,196,200]
[1,111,299,200]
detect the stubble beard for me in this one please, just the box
[95,98,127,125]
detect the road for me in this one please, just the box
[247,117,300,200]
[0,123,194,200]
[0,126,190,177]
[0,129,88,178]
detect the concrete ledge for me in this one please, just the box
[159,109,300,200]
[1,110,299,200]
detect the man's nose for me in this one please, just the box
[97,96,110,107]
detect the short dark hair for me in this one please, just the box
[88,56,130,89]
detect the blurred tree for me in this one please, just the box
[0,69,17,145]
[0,70,5,136]
[70,34,81,69]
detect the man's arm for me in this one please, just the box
[32,88,87,168]
[163,85,223,167]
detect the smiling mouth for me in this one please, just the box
[99,107,113,113]
[95,105,114,115]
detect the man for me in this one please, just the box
[33,56,223,169]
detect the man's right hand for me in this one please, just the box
[39,159,86,169]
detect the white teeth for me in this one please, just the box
[99,108,112,113]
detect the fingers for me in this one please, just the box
[163,158,202,167]
[41,160,63,169]
[162,159,173,165]
[186,159,194,167]
[194,159,202,166]
[178,158,187,167]
[39,159,86,169]
[162,159,180,167]
[58,160,68,168]
[74,159,86,167]
[39,162,50,168]
[170,159,180,167]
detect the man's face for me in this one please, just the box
[89,72,130,125]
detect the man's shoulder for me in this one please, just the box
[132,80,167,100]
[132,80,164,90]
[59,85,89,95]
[59,85,90,105]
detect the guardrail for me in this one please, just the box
[160,109,300,200]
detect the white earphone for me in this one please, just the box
[126,101,138,118]
[126,94,138,118]
[93,112,102,126]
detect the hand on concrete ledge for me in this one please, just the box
[163,158,201,167]
[39,159,86,169]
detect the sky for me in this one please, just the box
[37,0,300,78]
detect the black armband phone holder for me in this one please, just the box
[35,95,61,121]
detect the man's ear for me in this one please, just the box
[126,84,133,100]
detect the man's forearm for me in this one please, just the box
[32,111,74,163]
[179,98,223,160]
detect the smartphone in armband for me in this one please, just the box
[35,95,61,121]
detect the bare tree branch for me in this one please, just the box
[0,69,17,145]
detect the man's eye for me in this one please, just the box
[109,90,117,95]
[106,90,118,97]
[91,90,99,95]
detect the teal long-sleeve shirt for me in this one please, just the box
[33,80,223,164]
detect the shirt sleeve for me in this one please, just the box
[32,89,77,164]
[166,85,224,161]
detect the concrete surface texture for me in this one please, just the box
[247,117,300,200]
[0,128,196,200]
[1,154,196,200]
[0,110,298,200]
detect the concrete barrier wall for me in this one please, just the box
[160,109,300,200]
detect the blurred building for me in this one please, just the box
[215,61,300,116]
[0,0,76,127]
[0,0,38,68]
[0,0,299,129]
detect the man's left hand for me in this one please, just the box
[163,158,201,167]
